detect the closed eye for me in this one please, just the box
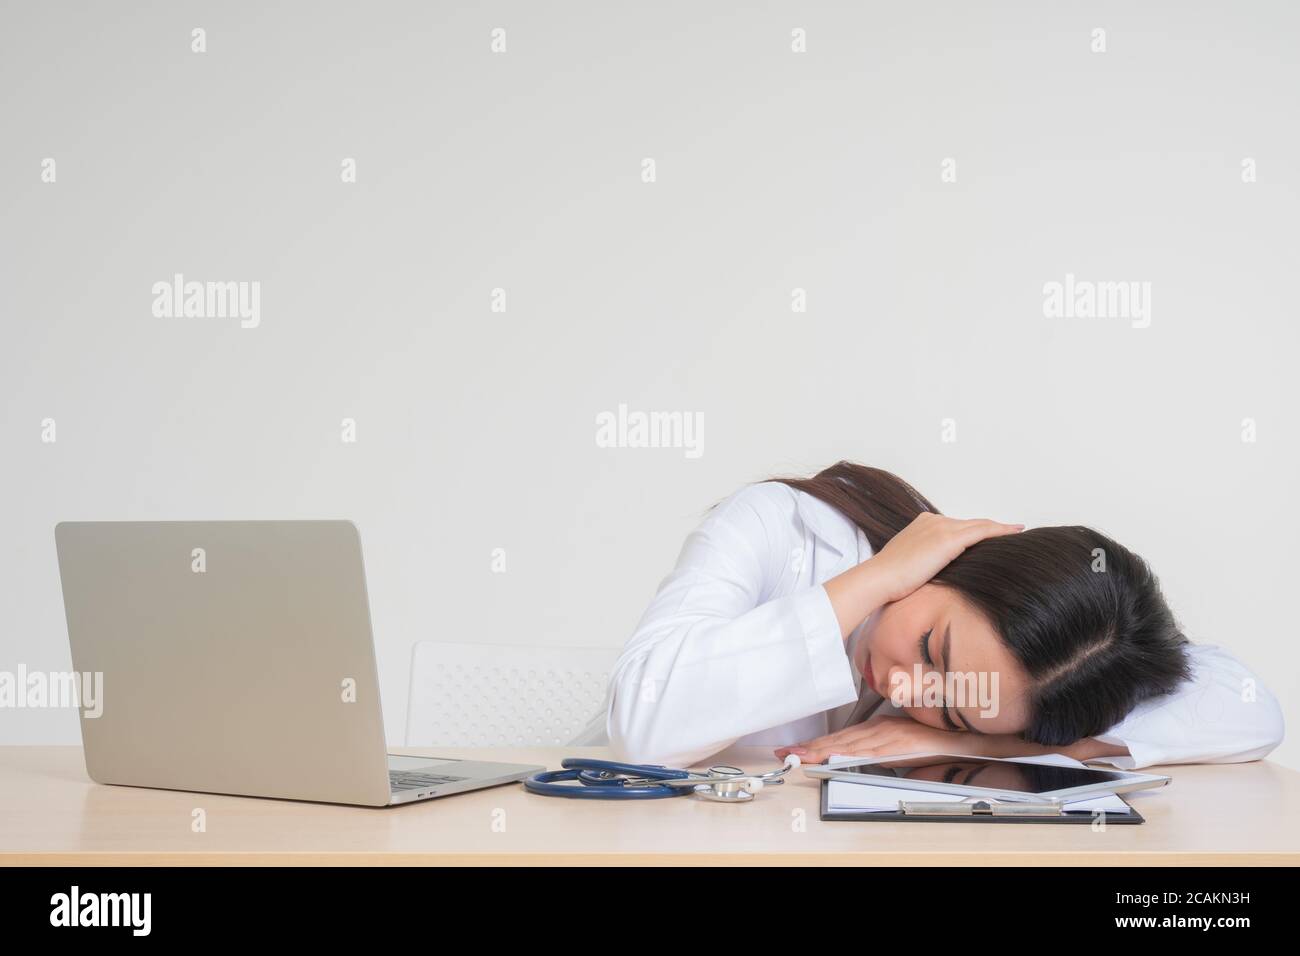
[920,629,962,731]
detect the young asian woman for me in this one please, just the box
[602,461,1284,769]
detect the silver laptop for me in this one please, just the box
[54,520,543,807]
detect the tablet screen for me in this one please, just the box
[829,754,1133,794]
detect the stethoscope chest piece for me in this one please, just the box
[693,781,756,802]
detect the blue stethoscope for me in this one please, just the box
[523,754,802,803]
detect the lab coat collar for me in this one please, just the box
[794,489,868,559]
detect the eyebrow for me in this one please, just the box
[936,622,984,735]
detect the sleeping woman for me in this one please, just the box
[604,461,1284,768]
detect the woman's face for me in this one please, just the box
[854,583,1032,735]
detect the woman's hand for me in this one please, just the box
[822,512,1023,638]
[774,715,984,764]
[868,512,1024,604]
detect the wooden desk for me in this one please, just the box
[2,745,1297,865]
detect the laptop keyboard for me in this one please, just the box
[389,770,469,792]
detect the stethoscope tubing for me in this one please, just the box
[523,759,691,799]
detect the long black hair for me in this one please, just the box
[766,461,1191,746]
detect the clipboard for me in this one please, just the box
[819,779,1145,824]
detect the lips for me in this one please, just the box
[863,653,876,692]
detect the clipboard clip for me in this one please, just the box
[899,798,1064,817]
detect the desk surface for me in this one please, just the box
[2,746,1298,865]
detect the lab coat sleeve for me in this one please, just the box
[606,483,859,766]
[1085,642,1285,769]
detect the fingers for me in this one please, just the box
[957,518,1024,544]
[775,730,884,764]
[773,717,907,760]
[957,518,1024,530]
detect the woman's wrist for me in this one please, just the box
[823,560,894,641]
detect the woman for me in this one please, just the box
[604,461,1284,768]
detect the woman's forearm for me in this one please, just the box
[822,562,892,641]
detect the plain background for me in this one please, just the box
[2,1,1296,769]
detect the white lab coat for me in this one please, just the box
[603,481,1285,769]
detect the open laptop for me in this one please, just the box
[54,520,543,807]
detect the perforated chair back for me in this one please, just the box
[404,641,618,747]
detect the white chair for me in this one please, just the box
[404,641,620,747]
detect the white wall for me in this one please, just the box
[2,1,1295,769]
